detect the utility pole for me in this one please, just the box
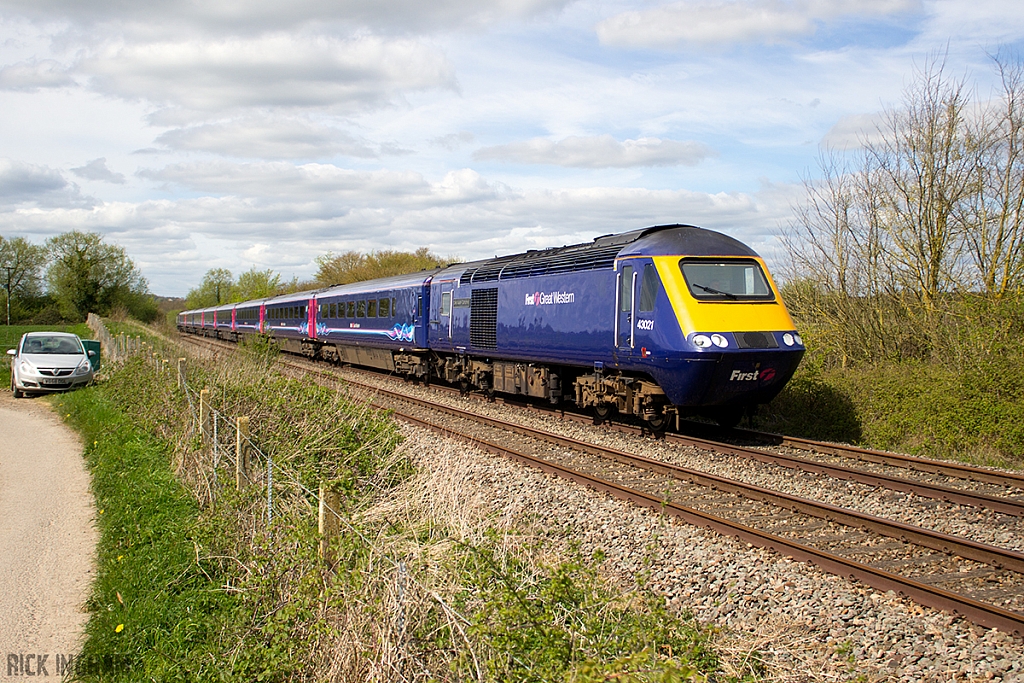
[3,266,12,326]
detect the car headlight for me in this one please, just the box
[75,359,92,375]
[711,334,729,348]
[18,359,34,374]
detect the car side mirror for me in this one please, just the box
[5,349,14,356]
[87,350,96,357]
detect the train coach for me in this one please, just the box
[178,224,804,428]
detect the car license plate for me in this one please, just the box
[40,378,67,385]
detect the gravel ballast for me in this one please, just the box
[387,410,1024,682]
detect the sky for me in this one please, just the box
[1,0,1023,296]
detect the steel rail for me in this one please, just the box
[388,401,1024,636]
[176,332,1024,515]
[176,332,1024,634]
[336,369,1024,574]
[734,428,1024,488]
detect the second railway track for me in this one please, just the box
[176,332,1024,635]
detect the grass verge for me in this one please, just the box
[53,335,740,682]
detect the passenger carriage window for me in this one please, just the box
[347,301,355,318]
[330,303,337,318]
[357,301,366,317]
[379,298,390,317]
[639,264,659,312]
[392,298,397,317]
[620,265,634,312]
[367,300,377,318]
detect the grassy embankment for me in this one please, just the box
[51,328,741,682]
[762,294,1024,469]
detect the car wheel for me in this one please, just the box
[11,374,23,399]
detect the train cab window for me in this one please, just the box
[620,265,634,312]
[378,298,390,317]
[680,259,774,301]
[440,292,452,316]
[639,264,659,312]
[367,300,377,318]
[357,301,366,317]
[347,301,355,318]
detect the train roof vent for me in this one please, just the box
[497,243,622,280]
[460,268,477,284]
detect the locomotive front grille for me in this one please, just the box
[470,288,498,349]
[734,331,779,349]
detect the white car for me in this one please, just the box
[7,332,96,398]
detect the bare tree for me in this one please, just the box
[962,53,1024,297]
[863,57,980,310]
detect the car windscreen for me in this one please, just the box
[679,259,775,301]
[22,336,83,354]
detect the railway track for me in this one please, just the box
[174,332,1024,634]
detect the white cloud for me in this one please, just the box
[0,59,75,91]
[155,116,390,160]
[2,159,794,295]
[474,135,715,168]
[431,131,476,150]
[79,33,457,112]
[0,0,571,33]
[70,157,127,183]
[821,112,888,148]
[596,0,921,49]
[0,158,90,207]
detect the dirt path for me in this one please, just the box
[0,392,96,680]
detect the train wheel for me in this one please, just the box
[459,380,471,397]
[593,404,615,425]
[643,414,669,434]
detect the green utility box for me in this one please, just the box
[82,339,101,372]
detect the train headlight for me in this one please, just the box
[782,333,795,346]
[711,334,728,348]
[794,334,803,346]
[692,334,711,348]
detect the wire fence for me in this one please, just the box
[85,315,481,681]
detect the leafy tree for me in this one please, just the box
[232,267,282,302]
[186,268,234,308]
[314,247,453,285]
[46,230,152,321]
[0,235,47,322]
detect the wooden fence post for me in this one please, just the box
[236,416,250,490]
[319,482,341,565]
[177,358,186,390]
[200,388,211,445]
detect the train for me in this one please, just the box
[178,224,804,429]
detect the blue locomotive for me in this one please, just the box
[178,225,804,428]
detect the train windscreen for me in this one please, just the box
[679,259,774,301]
